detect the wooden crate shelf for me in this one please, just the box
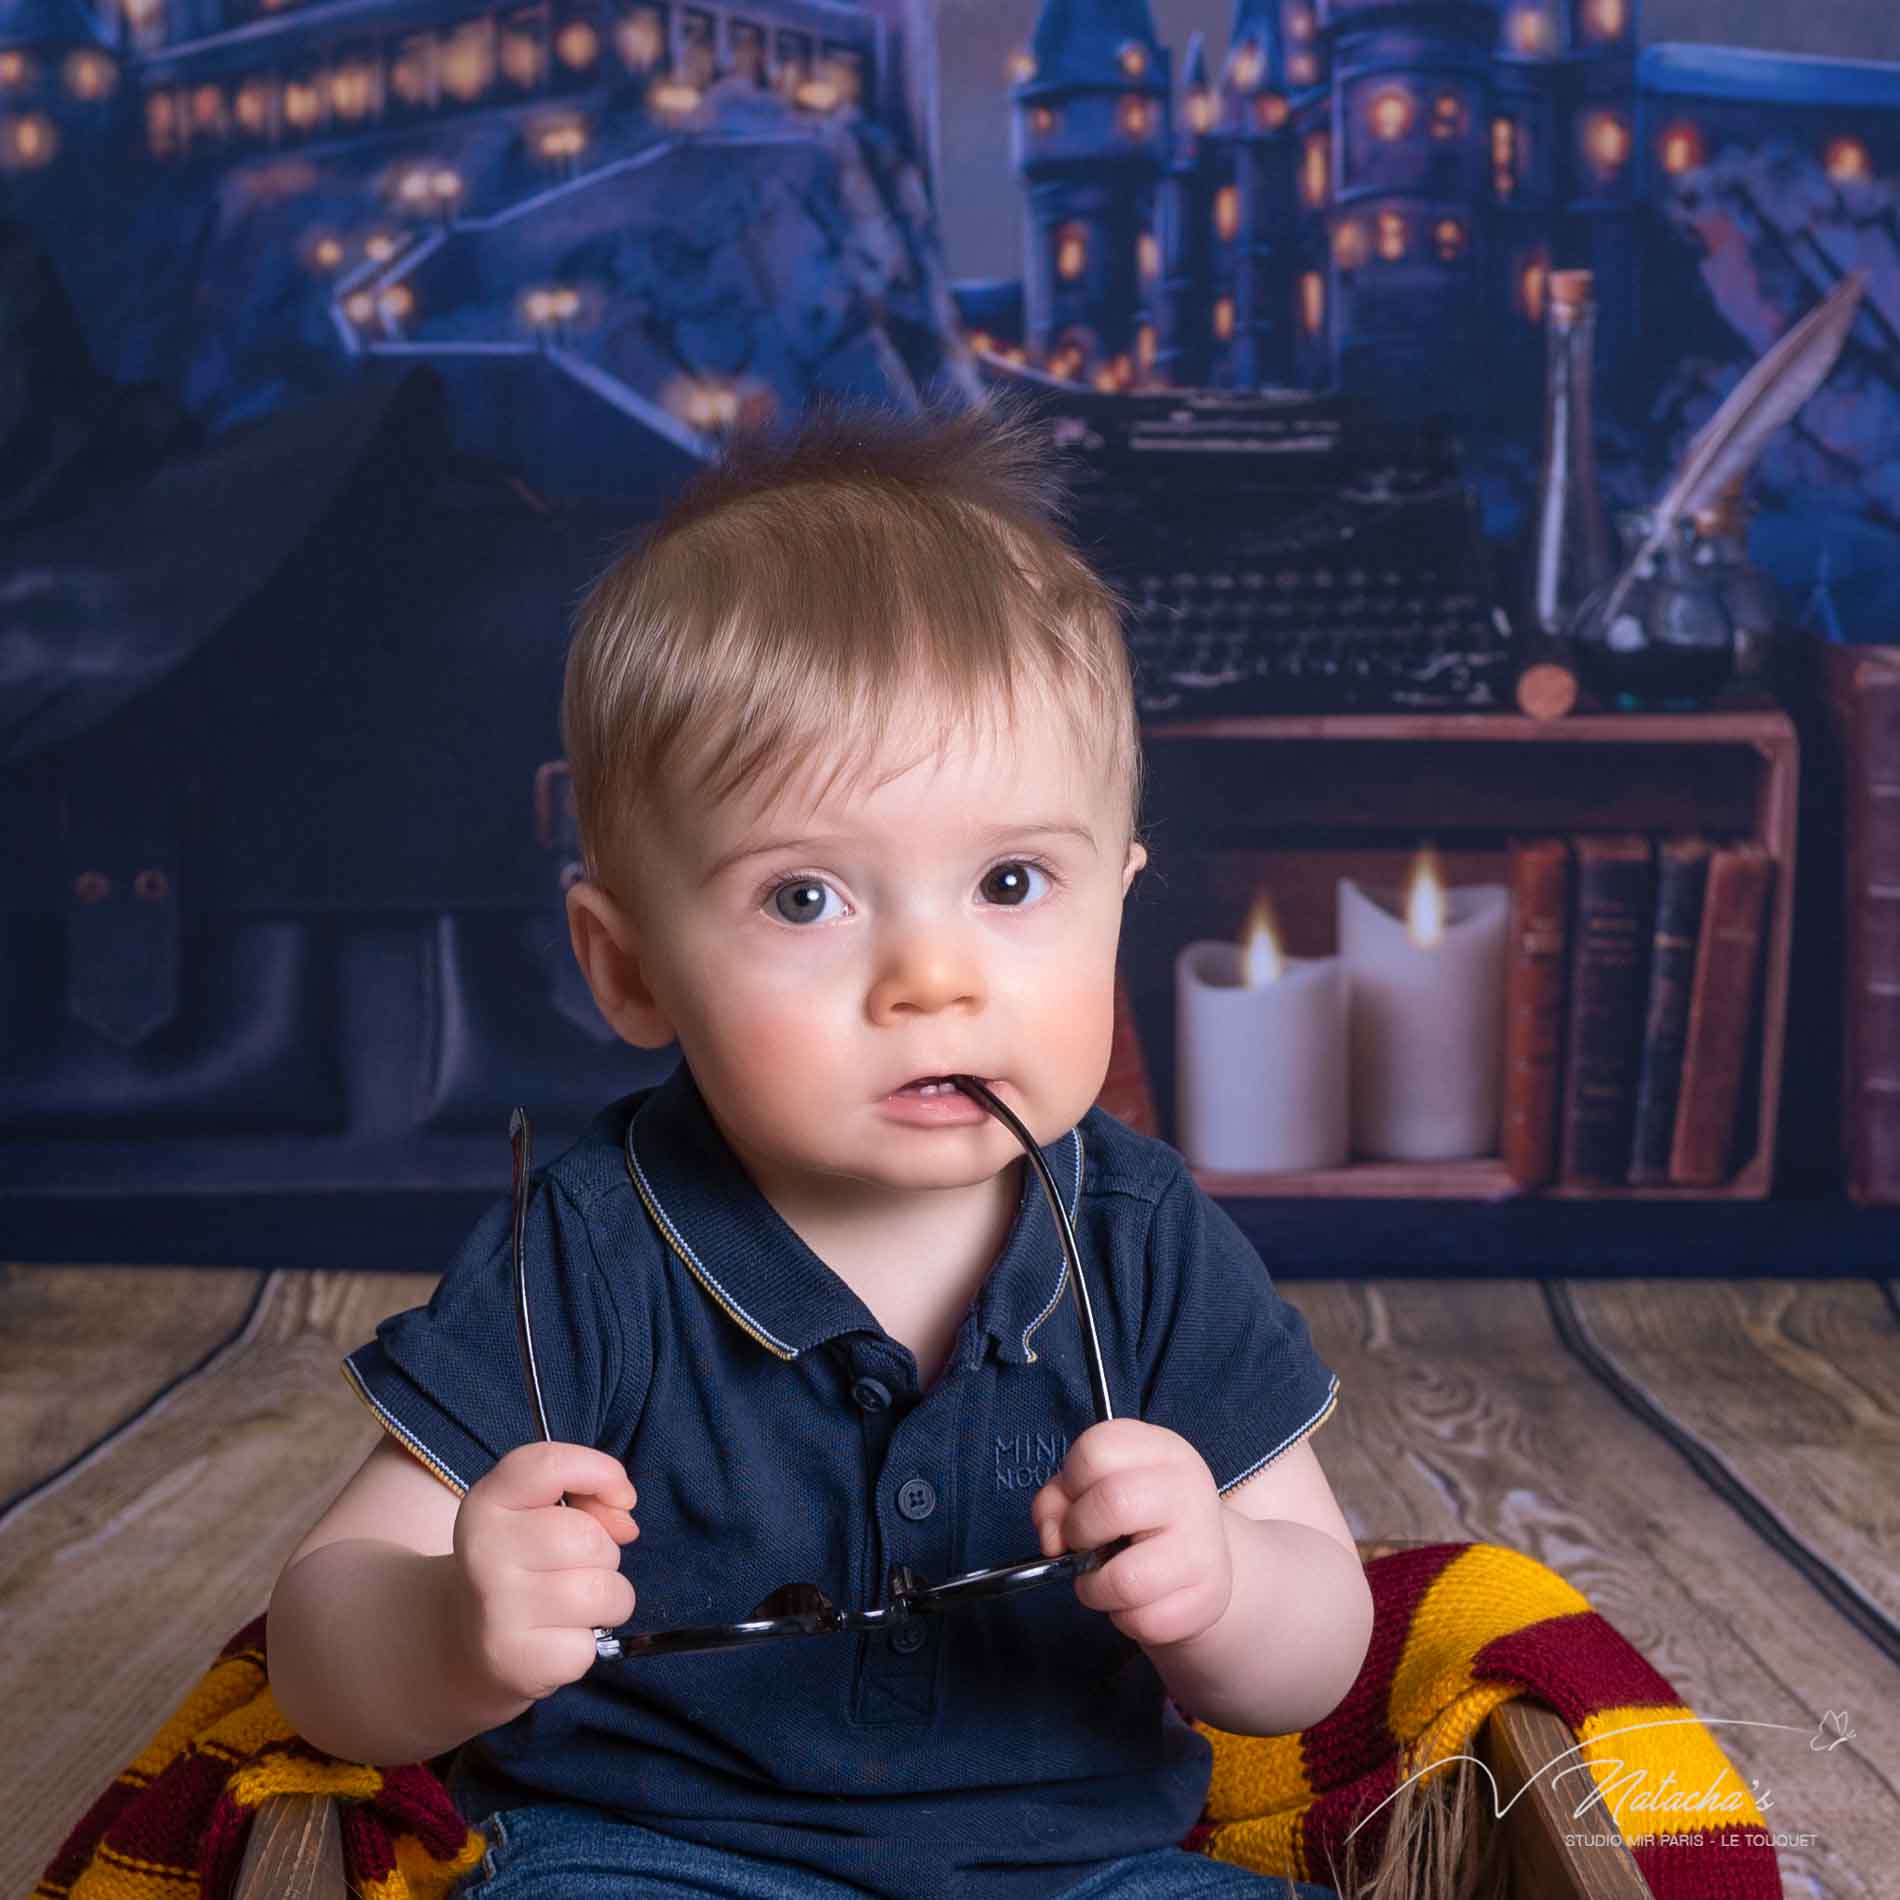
[1124,701,1798,1202]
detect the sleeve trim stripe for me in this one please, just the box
[339,1354,470,1498]
[1214,1372,1342,1496]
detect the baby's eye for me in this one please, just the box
[765,876,844,928]
[978,860,1053,908]
[757,859,1057,928]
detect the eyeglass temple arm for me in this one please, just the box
[510,1107,620,1659]
[946,1076,1117,1430]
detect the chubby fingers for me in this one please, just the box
[1034,1465,1173,1557]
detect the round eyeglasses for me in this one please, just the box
[508,1076,1133,1660]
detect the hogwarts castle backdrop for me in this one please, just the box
[4,0,1900,1250]
[4,0,1897,628]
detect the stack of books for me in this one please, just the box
[1503,835,1777,1191]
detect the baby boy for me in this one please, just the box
[268,392,1371,1900]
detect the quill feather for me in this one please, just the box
[1592,268,1867,632]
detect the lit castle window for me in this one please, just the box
[557,22,598,70]
[617,9,663,71]
[1299,269,1323,335]
[1229,43,1263,91]
[0,52,32,89]
[1431,92,1465,139]
[502,24,545,88]
[1508,7,1553,56]
[283,78,320,129]
[1137,322,1156,371]
[441,22,494,101]
[1186,86,1215,133]
[65,52,117,101]
[1214,183,1238,241]
[1584,110,1629,173]
[1117,40,1146,78]
[145,91,174,155]
[1287,5,1315,43]
[1007,50,1035,84]
[1287,52,1315,86]
[1584,0,1626,38]
[1030,104,1055,135]
[1056,223,1086,280]
[1369,87,1412,141]
[1376,209,1406,259]
[1826,137,1871,182]
[1138,230,1159,281]
[5,111,55,165]
[1302,131,1328,206]
[1517,254,1548,323]
[1332,218,1365,268]
[1434,217,1464,261]
[1660,120,1703,174]
[234,80,273,134]
[1116,95,1151,138]
[1492,116,1519,198]
[1255,92,1287,129]
[1212,295,1233,340]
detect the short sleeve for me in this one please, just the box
[340,1177,623,1497]
[1135,1158,1340,1494]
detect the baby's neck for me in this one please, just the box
[773,1157,1024,1305]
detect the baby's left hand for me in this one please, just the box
[1029,1418,1232,1649]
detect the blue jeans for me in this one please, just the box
[454,1801,1338,1899]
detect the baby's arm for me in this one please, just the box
[267,1435,637,1765]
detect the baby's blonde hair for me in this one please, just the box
[560,389,1150,902]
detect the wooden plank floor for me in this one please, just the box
[3,1266,1895,1900]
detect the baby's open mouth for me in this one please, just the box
[888,1075,1001,1098]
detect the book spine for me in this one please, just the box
[1668,844,1776,1186]
[1503,837,1571,1187]
[1559,835,1655,1186]
[1823,644,1900,1205]
[1628,837,1713,1185]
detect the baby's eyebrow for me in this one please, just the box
[703,818,1097,885]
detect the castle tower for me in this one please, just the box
[0,0,123,179]
[1312,0,1498,404]
[1155,29,1218,386]
[1206,0,1307,387]
[1010,0,1171,386]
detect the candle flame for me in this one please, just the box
[1405,845,1447,948]
[1242,892,1284,985]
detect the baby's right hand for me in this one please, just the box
[452,1441,640,1703]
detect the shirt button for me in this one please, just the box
[850,1377,892,1412]
[889,1621,928,1654]
[896,1476,936,1521]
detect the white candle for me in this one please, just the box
[1336,874,1510,1160]
[1174,939,1349,1173]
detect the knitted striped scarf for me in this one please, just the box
[33,1541,1778,1900]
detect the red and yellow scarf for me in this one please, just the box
[33,1541,1779,1899]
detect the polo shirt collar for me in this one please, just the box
[623,1058,1085,1368]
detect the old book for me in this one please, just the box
[1628,837,1714,1185]
[1559,835,1656,1187]
[1818,641,1900,1205]
[1668,844,1776,1187]
[1503,837,1572,1188]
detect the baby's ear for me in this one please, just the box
[1122,841,1149,891]
[564,879,677,1049]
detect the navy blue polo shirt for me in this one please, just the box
[341,1055,1341,1900]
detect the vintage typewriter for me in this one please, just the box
[1038,384,1518,716]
